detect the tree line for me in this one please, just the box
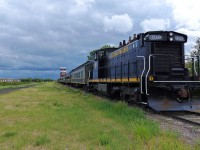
[191,37,200,56]
[185,37,200,75]
[87,45,116,60]
[21,78,54,82]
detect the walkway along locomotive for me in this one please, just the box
[59,31,200,112]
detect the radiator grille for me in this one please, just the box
[153,43,183,75]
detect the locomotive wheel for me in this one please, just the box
[129,93,141,104]
[83,85,87,92]
[120,92,126,101]
[120,91,127,101]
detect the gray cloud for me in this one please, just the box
[0,0,199,79]
[140,19,170,31]
[103,14,133,33]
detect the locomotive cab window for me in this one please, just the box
[98,51,104,58]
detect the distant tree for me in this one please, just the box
[87,44,116,60]
[185,37,200,75]
[21,78,53,82]
[100,44,116,49]
[87,50,96,60]
[191,37,200,56]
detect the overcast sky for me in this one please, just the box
[0,0,199,79]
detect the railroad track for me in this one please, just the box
[160,111,200,127]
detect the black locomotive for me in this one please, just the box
[59,31,200,112]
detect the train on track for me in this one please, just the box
[59,30,200,112]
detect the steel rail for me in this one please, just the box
[161,111,200,127]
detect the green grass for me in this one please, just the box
[0,82,192,149]
[3,131,16,138]
[35,135,51,146]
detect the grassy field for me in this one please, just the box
[0,82,198,149]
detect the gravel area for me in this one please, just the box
[147,112,200,145]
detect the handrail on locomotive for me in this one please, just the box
[136,56,145,94]
[144,54,200,95]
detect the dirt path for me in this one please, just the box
[0,85,35,94]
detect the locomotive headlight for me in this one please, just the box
[169,32,173,36]
[169,37,173,41]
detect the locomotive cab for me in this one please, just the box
[92,48,117,80]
